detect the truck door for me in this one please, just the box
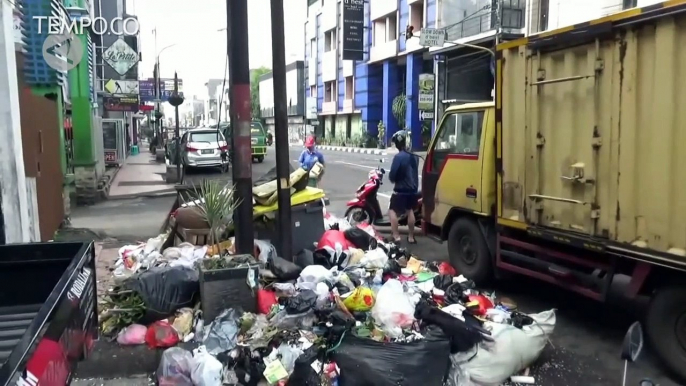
[423,108,489,228]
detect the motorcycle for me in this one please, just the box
[620,322,655,386]
[344,159,422,227]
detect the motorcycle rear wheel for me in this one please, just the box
[345,207,374,226]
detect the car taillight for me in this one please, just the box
[186,145,198,152]
[220,145,228,151]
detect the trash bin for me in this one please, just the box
[256,198,326,258]
[131,145,139,155]
[199,257,259,322]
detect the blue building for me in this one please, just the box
[304,0,526,150]
[304,0,436,150]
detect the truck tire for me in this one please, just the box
[447,218,492,283]
[646,285,686,382]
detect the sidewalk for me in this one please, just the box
[289,142,426,158]
[108,152,176,199]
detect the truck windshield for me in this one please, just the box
[251,122,265,136]
[430,110,485,169]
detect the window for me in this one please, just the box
[324,81,335,102]
[409,2,424,31]
[310,85,317,97]
[373,18,386,46]
[538,0,549,32]
[623,0,637,9]
[387,14,397,41]
[310,38,316,57]
[190,131,224,143]
[345,76,353,99]
[325,29,336,52]
[431,110,485,168]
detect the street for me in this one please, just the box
[68,147,679,385]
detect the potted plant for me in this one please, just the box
[377,121,386,148]
[183,181,259,320]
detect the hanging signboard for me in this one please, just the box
[342,0,364,60]
[418,74,435,119]
[103,39,138,75]
[104,95,139,111]
[139,79,154,101]
[104,79,139,95]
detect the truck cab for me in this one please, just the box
[422,102,496,274]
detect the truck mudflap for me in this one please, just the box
[3,243,97,386]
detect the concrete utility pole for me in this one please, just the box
[0,0,31,243]
[270,0,293,259]
[226,0,254,255]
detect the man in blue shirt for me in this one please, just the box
[299,136,325,187]
[388,130,419,243]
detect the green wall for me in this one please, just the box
[69,31,94,167]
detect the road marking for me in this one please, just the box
[334,161,422,179]
[378,192,391,198]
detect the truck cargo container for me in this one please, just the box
[422,0,686,380]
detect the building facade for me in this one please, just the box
[304,0,664,150]
[305,0,438,150]
[259,61,306,142]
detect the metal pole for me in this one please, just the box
[227,0,254,255]
[174,72,181,181]
[270,0,293,259]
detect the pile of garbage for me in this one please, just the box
[98,210,555,385]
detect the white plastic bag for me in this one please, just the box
[255,239,277,264]
[116,324,147,345]
[297,265,334,286]
[451,309,556,385]
[157,347,194,386]
[191,345,223,386]
[360,248,388,269]
[370,279,416,338]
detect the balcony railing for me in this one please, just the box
[440,0,525,42]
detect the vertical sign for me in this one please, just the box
[342,0,364,60]
[418,73,435,120]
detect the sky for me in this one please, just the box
[128,0,306,99]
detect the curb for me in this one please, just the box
[106,188,178,201]
[290,143,388,155]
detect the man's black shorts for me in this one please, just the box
[390,193,418,214]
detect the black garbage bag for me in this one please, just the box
[294,249,315,268]
[122,266,199,324]
[287,346,321,386]
[433,274,454,291]
[268,256,302,281]
[282,290,318,314]
[333,327,451,386]
[343,228,378,250]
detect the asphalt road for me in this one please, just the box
[77,147,679,385]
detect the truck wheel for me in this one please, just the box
[257,155,264,163]
[448,218,492,283]
[646,285,686,382]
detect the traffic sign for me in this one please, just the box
[420,110,434,120]
[419,28,446,47]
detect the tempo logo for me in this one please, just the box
[41,32,84,72]
[34,16,140,36]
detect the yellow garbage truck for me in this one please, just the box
[422,1,686,379]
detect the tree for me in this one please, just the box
[250,67,272,120]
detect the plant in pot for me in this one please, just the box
[183,180,261,320]
[377,121,386,148]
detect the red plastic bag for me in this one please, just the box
[318,230,352,250]
[257,289,278,314]
[438,262,457,276]
[145,321,180,348]
[466,295,494,316]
